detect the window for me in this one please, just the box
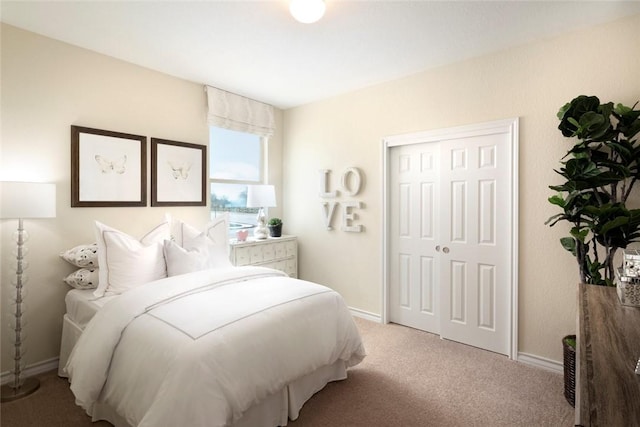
[209,127,266,235]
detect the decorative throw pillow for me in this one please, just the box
[172,214,232,269]
[164,238,217,277]
[93,215,171,297]
[201,214,231,252]
[59,243,99,268]
[63,268,100,290]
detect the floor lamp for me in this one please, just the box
[0,181,56,402]
[246,185,276,240]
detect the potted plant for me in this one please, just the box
[547,95,640,286]
[546,95,640,406]
[267,217,283,238]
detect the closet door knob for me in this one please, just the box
[443,247,450,254]
[435,245,441,252]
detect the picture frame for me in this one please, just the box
[71,125,147,207]
[151,138,206,206]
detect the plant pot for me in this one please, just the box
[268,224,282,238]
[562,335,576,408]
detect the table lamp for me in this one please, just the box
[246,185,276,240]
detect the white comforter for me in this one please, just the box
[65,266,366,427]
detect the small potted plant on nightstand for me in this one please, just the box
[268,217,283,238]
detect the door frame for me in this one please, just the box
[381,118,519,359]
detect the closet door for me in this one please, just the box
[438,132,512,355]
[388,142,441,335]
[387,119,516,357]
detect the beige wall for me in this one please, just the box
[0,24,284,372]
[283,14,640,362]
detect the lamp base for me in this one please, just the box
[1,377,40,402]
[254,207,269,239]
[253,225,269,240]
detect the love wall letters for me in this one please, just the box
[319,167,365,232]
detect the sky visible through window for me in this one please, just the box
[209,127,261,206]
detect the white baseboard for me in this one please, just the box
[1,357,59,385]
[349,307,382,323]
[517,352,563,374]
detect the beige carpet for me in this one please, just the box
[1,318,573,426]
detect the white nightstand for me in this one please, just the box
[229,235,297,278]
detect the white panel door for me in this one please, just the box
[439,133,511,355]
[389,143,441,334]
[387,119,515,356]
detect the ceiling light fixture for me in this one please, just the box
[289,0,326,24]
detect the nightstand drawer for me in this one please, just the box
[262,258,297,279]
[261,243,276,262]
[274,242,287,259]
[250,245,264,264]
[234,247,252,266]
[285,241,296,258]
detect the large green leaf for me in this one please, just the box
[615,102,640,140]
[599,216,630,235]
[560,237,576,254]
[548,194,566,208]
[585,257,605,286]
[558,95,601,137]
[577,111,609,140]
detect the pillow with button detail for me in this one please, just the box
[166,213,232,276]
[63,268,100,290]
[94,214,172,297]
[59,243,99,268]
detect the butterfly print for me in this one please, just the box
[95,155,127,174]
[168,161,192,180]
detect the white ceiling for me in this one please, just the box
[2,1,639,109]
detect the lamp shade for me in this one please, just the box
[246,185,276,208]
[0,182,56,219]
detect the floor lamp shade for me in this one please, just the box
[0,182,57,219]
[1,181,56,402]
[246,185,276,240]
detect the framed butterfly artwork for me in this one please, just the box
[150,138,206,207]
[71,126,147,207]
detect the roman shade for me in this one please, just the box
[205,86,275,137]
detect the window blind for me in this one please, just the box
[205,86,275,137]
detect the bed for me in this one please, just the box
[58,288,117,377]
[59,216,365,427]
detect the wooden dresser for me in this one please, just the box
[576,283,640,426]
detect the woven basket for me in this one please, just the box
[562,335,576,407]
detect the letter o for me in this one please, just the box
[341,167,363,196]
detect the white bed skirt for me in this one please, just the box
[59,313,348,426]
[90,359,346,427]
[59,314,83,377]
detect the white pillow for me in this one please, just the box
[164,237,218,277]
[60,243,99,268]
[63,268,99,289]
[94,215,171,297]
[173,214,232,269]
[201,214,231,251]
